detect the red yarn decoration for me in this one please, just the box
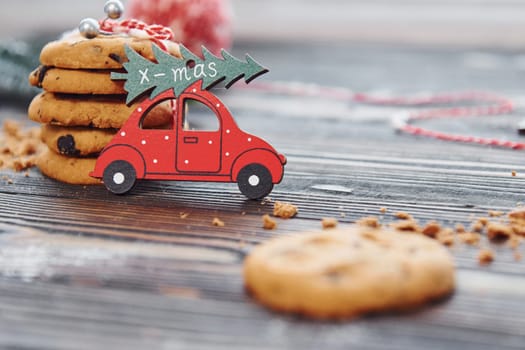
[245,81,520,150]
[99,18,174,50]
[128,0,233,55]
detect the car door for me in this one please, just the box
[176,96,222,173]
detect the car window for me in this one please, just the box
[182,98,220,132]
[139,99,175,130]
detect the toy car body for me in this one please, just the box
[90,81,286,199]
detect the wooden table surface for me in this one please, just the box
[2,38,525,349]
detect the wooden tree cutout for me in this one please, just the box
[112,44,269,104]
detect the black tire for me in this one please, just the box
[237,163,273,200]
[102,160,137,195]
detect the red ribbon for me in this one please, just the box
[245,81,520,150]
[99,18,174,50]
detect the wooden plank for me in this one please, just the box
[1,266,525,349]
[2,39,525,349]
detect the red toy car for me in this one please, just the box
[90,81,287,199]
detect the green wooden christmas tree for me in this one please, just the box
[112,44,268,104]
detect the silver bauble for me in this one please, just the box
[79,18,100,39]
[104,0,124,20]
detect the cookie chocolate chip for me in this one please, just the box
[244,226,455,319]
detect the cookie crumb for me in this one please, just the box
[179,212,189,219]
[212,217,225,227]
[356,216,380,228]
[487,222,513,242]
[3,120,21,138]
[0,119,43,172]
[512,170,517,177]
[488,210,504,217]
[514,251,522,261]
[321,217,338,229]
[478,249,494,265]
[390,219,420,232]
[352,208,525,264]
[455,223,466,233]
[457,232,481,245]
[273,201,298,219]
[13,159,33,172]
[261,197,272,205]
[509,209,525,220]
[262,214,277,230]
[471,221,484,233]
[510,223,525,237]
[508,235,522,249]
[394,211,412,220]
[477,217,489,226]
[422,221,441,238]
[379,207,387,214]
[436,228,455,246]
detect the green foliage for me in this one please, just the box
[112,44,268,104]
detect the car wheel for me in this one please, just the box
[237,163,273,200]
[103,160,137,195]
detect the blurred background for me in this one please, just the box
[2,0,525,113]
[1,0,525,48]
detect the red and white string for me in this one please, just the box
[99,18,174,50]
[245,81,520,150]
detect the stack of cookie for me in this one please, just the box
[28,31,180,185]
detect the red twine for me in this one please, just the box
[99,18,174,50]
[245,81,521,150]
